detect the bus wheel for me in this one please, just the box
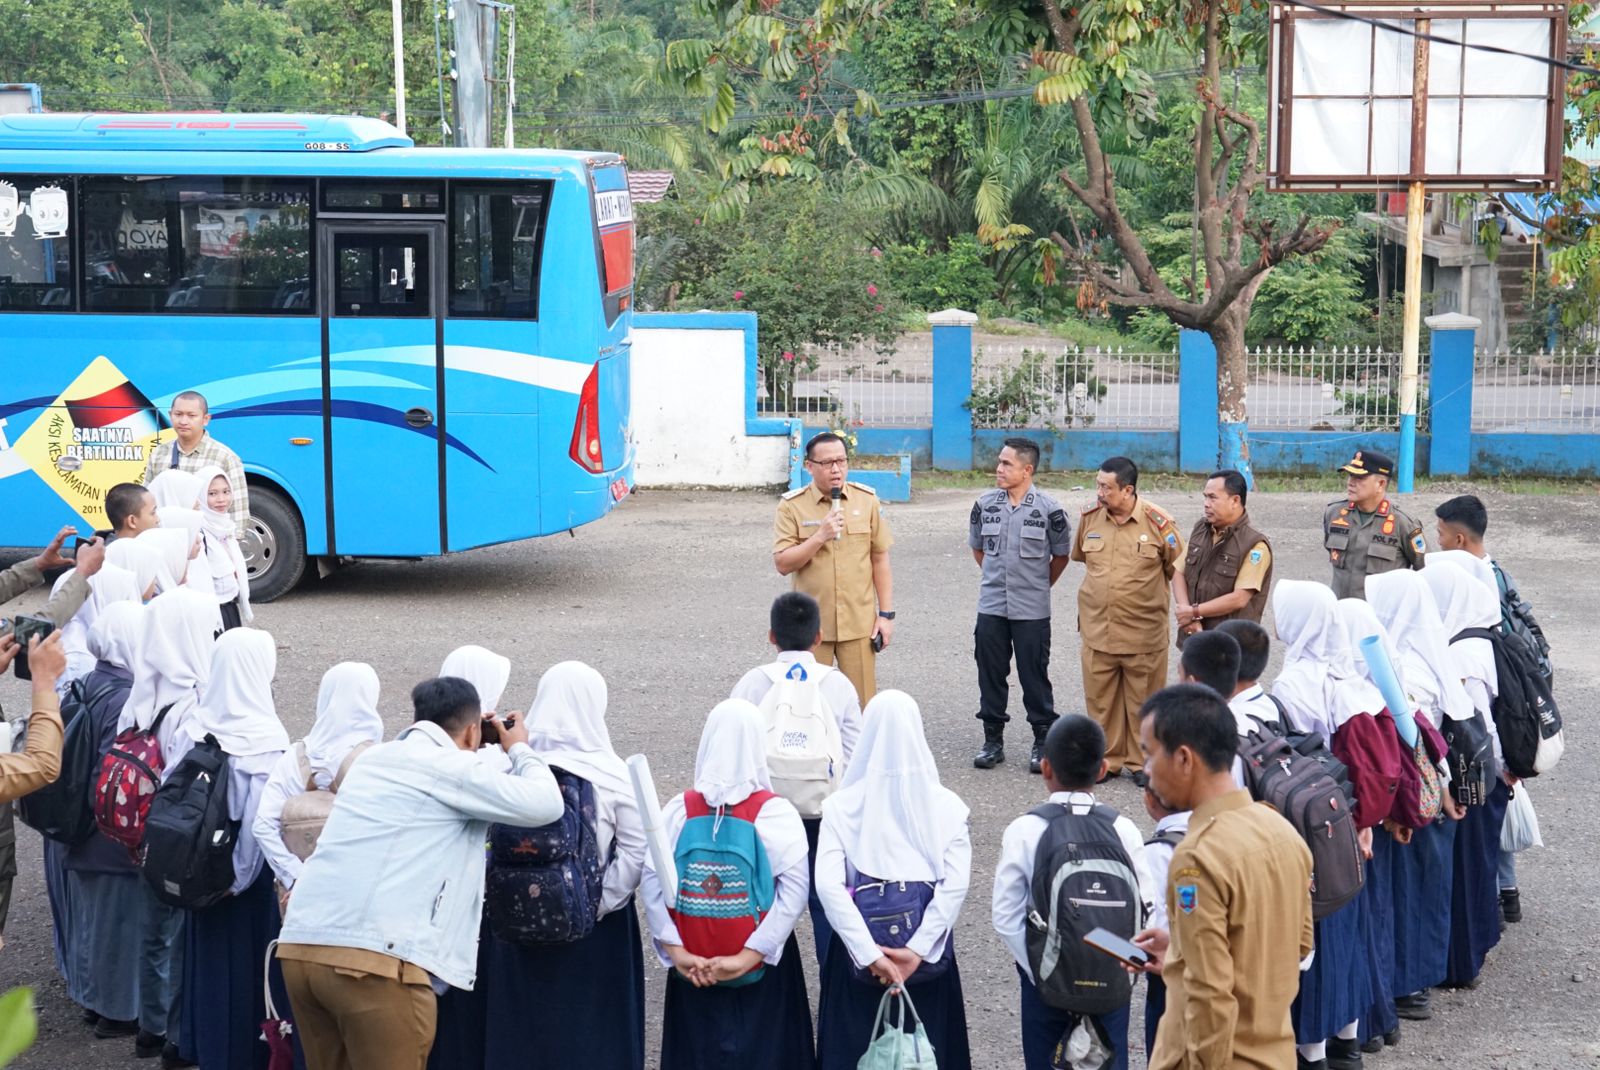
[243,485,307,603]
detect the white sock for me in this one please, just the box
[1299,1042,1326,1060]
[1338,1021,1359,1041]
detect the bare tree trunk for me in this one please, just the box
[1210,301,1254,484]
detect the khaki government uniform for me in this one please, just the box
[1072,495,1183,773]
[1176,512,1274,635]
[1322,497,1425,600]
[773,480,893,704]
[278,943,437,1070]
[1149,790,1314,1070]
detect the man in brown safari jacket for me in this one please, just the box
[1173,469,1273,646]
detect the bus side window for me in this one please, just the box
[449,182,548,319]
[0,177,74,313]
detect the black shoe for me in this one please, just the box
[1394,992,1432,1020]
[1297,1057,1329,1070]
[161,1042,197,1069]
[1500,887,1522,923]
[1383,1026,1401,1047]
[1498,900,1507,933]
[1130,770,1150,789]
[1361,1036,1383,1054]
[80,1007,100,1027]
[94,1017,139,1039]
[1029,728,1048,774]
[1327,1036,1363,1070]
[135,1031,165,1059]
[1096,767,1117,785]
[974,724,1005,769]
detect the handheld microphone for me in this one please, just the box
[830,487,843,540]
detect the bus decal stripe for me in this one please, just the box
[212,399,495,472]
[273,346,590,395]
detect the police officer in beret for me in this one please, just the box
[969,437,1073,773]
[1323,448,1426,600]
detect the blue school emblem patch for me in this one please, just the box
[1165,532,1178,549]
[1411,533,1427,554]
[1249,548,1263,564]
[1177,883,1198,914]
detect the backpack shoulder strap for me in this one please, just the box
[330,740,373,793]
[1266,694,1290,725]
[294,741,314,790]
[682,790,709,821]
[148,702,176,734]
[1145,827,1185,850]
[1451,627,1498,644]
[727,789,778,822]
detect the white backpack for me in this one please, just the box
[757,661,844,818]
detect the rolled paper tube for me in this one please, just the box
[1359,634,1419,748]
[628,753,678,908]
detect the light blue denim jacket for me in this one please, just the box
[277,720,562,989]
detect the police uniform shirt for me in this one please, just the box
[773,481,893,643]
[1322,497,1425,600]
[1147,789,1314,1070]
[1071,496,1185,654]
[967,487,1072,621]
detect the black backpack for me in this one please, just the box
[485,768,604,946]
[1492,564,1552,682]
[1024,802,1142,1015]
[1452,627,1563,779]
[139,734,239,909]
[1439,708,1496,807]
[1238,715,1364,920]
[18,676,121,846]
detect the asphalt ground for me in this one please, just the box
[0,483,1595,1069]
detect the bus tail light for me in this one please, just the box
[569,363,604,473]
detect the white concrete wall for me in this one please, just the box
[631,326,789,487]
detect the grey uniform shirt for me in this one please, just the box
[968,487,1072,621]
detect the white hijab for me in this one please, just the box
[687,700,808,875]
[1422,557,1500,702]
[106,538,164,599]
[117,588,220,733]
[525,661,631,799]
[1367,570,1475,724]
[52,563,142,682]
[154,508,215,594]
[192,629,289,757]
[138,527,193,591]
[88,600,146,673]
[303,662,384,786]
[1270,579,1384,739]
[148,468,202,510]
[440,645,511,713]
[821,690,969,881]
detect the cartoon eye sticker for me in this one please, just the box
[28,185,69,239]
[0,182,17,238]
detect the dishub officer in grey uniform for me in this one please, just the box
[969,437,1073,774]
[1322,448,1426,600]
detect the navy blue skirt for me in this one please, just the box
[1391,817,1453,996]
[1294,890,1371,1042]
[1445,779,1509,987]
[479,902,647,1069]
[181,868,302,1070]
[816,934,971,1070]
[660,934,816,1070]
[427,917,492,1070]
[1359,831,1398,1044]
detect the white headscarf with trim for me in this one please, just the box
[302,662,384,787]
[1367,569,1475,724]
[1270,579,1384,739]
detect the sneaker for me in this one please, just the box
[1327,1036,1364,1070]
[161,1042,197,1070]
[1500,887,1522,923]
[1394,992,1432,1020]
[135,1031,166,1059]
[93,1018,139,1040]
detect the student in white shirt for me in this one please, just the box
[193,464,252,630]
[1215,619,1280,729]
[729,591,863,963]
[640,700,815,1070]
[1176,629,1247,788]
[993,714,1157,1070]
[814,690,972,1070]
[1139,786,1189,1058]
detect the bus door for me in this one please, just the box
[319,222,444,556]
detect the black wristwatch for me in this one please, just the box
[878,610,896,620]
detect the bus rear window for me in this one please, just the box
[0,176,72,312]
[593,184,632,324]
[449,182,548,319]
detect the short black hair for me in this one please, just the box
[412,676,482,734]
[1042,714,1105,790]
[171,389,209,414]
[1435,495,1488,539]
[1216,619,1270,683]
[1140,684,1238,774]
[770,591,822,653]
[805,432,849,460]
[1099,455,1137,489]
[1206,469,1248,508]
[106,483,153,530]
[1180,630,1241,698]
[1003,437,1041,470]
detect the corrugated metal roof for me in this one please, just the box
[628,170,675,203]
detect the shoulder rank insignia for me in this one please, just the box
[847,480,877,496]
[1382,518,1394,535]
[781,485,808,500]
[1149,508,1171,530]
[1377,499,1391,516]
[1081,502,1102,515]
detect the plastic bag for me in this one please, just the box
[1500,783,1543,854]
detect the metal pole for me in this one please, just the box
[1398,18,1430,494]
[391,0,407,135]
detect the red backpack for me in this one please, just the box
[1331,709,1404,829]
[93,704,174,856]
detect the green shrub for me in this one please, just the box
[882,233,997,312]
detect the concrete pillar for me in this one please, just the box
[1178,329,1220,474]
[1425,311,1480,477]
[929,308,977,470]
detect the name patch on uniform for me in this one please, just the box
[1086,532,1102,540]
[1411,533,1427,554]
[1177,883,1198,914]
[1023,518,1047,530]
[1249,548,1263,564]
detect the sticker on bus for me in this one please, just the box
[594,189,632,227]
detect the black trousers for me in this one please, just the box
[974,613,1056,730]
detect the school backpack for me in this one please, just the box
[1452,626,1564,778]
[1239,716,1364,920]
[757,662,843,819]
[1440,709,1496,807]
[1390,715,1447,830]
[93,703,174,855]
[1024,801,1142,1015]
[1492,564,1552,682]
[847,874,951,986]
[19,674,121,846]
[278,740,374,862]
[139,733,239,909]
[1331,710,1404,830]
[669,789,777,987]
[485,767,605,947]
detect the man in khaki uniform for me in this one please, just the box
[773,432,895,704]
[1072,456,1182,776]
[1323,448,1425,600]
[1173,469,1273,646]
[1137,684,1314,1070]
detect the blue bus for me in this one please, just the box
[0,113,635,599]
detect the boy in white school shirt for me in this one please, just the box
[1139,787,1189,1058]
[992,714,1157,1070]
[729,591,864,963]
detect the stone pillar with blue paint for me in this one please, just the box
[1178,328,1222,476]
[929,308,977,470]
[1425,312,1479,478]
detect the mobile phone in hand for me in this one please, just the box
[871,633,884,653]
[11,614,56,681]
[1082,926,1149,971]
